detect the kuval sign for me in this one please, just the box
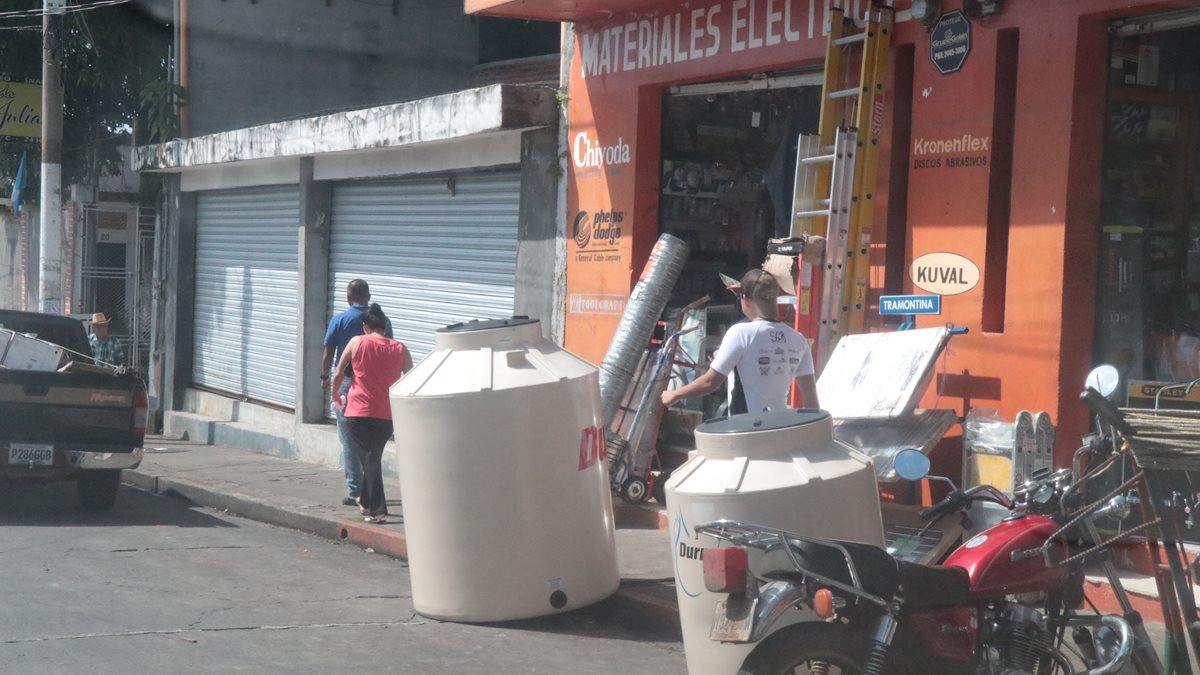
[930,10,970,75]
[880,295,941,316]
[0,78,42,142]
[909,252,980,296]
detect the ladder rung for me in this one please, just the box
[795,209,830,219]
[801,153,836,165]
[833,32,866,46]
[829,87,861,100]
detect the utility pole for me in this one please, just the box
[38,0,65,314]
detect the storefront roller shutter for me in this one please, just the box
[329,171,520,360]
[193,187,300,407]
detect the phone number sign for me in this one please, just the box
[930,10,970,75]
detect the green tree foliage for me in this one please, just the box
[0,0,176,200]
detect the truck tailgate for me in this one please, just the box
[0,371,143,449]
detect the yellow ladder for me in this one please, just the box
[789,4,893,369]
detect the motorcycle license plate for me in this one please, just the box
[710,596,757,643]
[9,443,53,466]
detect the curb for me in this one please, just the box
[122,468,679,631]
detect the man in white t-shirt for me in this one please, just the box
[661,269,819,413]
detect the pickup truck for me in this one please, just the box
[0,310,147,511]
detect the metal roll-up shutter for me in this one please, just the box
[329,171,520,360]
[194,187,300,407]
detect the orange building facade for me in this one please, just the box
[467,0,1200,465]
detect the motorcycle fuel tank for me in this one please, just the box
[943,514,1068,599]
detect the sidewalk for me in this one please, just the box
[123,436,680,633]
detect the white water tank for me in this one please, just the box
[389,317,619,622]
[666,409,884,675]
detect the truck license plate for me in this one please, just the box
[9,444,53,466]
[710,596,757,643]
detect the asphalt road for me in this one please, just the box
[0,483,686,675]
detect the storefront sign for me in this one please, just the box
[568,293,628,316]
[572,209,625,263]
[879,294,941,315]
[1127,380,1200,411]
[909,252,979,296]
[572,133,631,175]
[578,0,868,79]
[911,133,991,170]
[930,10,970,75]
[0,78,42,142]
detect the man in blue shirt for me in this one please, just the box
[321,279,393,506]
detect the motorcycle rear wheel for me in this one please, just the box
[738,622,865,675]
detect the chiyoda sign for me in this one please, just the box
[579,0,889,79]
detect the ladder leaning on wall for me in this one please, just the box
[785,4,894,373]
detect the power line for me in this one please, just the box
[0,0,131,22]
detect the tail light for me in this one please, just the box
[703,546,749,594]
[132,386,148,436]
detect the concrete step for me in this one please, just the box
[163,410,218,445]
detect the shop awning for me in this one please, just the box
[465,0,675,22]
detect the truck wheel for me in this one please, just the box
[78,470,122,512]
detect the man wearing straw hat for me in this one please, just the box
[88,312,126,367]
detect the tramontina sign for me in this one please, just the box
[930,10,970,75]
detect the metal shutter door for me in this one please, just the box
[194,187,300,407]
[329,172,519,360]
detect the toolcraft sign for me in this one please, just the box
[909,252,980,296]
[930,10,970,75]
[879,295,941,315]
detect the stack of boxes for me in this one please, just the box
[0,329,67,371]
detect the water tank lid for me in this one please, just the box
[437,316,539,333]
[698,409,830,434]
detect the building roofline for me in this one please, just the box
[134,84,556,172]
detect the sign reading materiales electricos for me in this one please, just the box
[0,78,41,142]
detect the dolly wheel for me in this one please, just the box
[621,478,648,504]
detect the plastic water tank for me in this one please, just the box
[666,409,884,675]
[389,317,619,622]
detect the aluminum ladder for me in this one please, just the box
[790,4,894,371]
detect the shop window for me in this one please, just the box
[1096,22,1200,386]
[982,29,1019,334]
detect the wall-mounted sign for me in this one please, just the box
[930,10,970,75]
[0,78,42,142]
[910,252,979,296]
[96,227,129,245]
[879,294,941,316]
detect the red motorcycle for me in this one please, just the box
[696,449,1137,675]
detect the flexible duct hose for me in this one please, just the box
[598,234,689,430]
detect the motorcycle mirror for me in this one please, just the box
[1085,365,1120,399]
[894,449,931,482]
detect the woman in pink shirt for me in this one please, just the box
[331,303,412,524]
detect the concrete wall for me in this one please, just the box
[185,0,484,136]
[514,127,561,338]
[0,210,21,311]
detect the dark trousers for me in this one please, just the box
[345,417,393,517]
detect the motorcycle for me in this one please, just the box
[695,446,1138,675]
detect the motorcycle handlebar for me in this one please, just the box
[919,490,967,521]
[1080,388,1134,437]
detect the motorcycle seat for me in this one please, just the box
[761,539,969,610]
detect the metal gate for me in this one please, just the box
[193,187,300,407]
[78,204,157,371]
[328,171,520,360]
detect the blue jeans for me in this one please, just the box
[336,378,363,498]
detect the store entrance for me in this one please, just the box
[656,78,821,423]
[1097,12,1200,405]
[659,81,821,306]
